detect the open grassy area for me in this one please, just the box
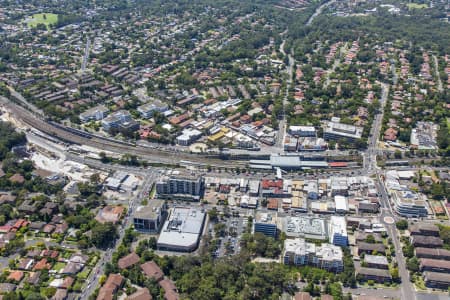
[52,262,66,272]
[407,3,428,9]
[26,13,58,28]
[76,268,91,280]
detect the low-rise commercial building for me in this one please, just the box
[176,128,202,146]
[334,195,348,213]
[410,121,439,150]
[289,126,316,137]
[157,207,206,252]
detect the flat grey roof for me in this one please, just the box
[157,207,206,249]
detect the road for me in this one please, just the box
[306,0,337,26]
[391,62,398,85]
[276,39,294,150]
[81,38,91,72]
[82,173,156,299]
[364,83,389,173]
[324,43,348,88]
[358,79,416,300]
[432,55,443,92]
[377,166,416,300]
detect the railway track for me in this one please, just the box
[2,99,248,168]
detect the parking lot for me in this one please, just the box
[211,211,252,258]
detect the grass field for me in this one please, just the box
[52,262,66,272]
[407,3,428,9]
[26,13,58,28]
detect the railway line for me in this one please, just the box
[1,98,248,169]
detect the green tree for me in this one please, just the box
[407,257,420,272]
[396,220,408,230]
[91,222,118,249]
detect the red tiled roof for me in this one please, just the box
[118,253,140,269]
[141,261,164,282]
[7,271,24,282]
[261,179,283,189]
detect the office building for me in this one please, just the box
[323,121,363,141]
[137,100,169,118]
[254,212,277,237]
[79,105,109,123]
[289,126,316,137]
[133,200,167,233]
[102,110,133,131]
[329,216,348,247]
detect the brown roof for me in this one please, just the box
[356,267,391,278]
[357,242,386,253]
[127,288,152,300]
[164,291,179,300]
[27,271,40,285]
[159,279,179,300]
[97,287,115,300]
[104,273,124,290]
[52,289,67,300]
[141,261,164,282]
[61,277,74,289]
[410,223,439,234]
[423,271,450,284]
[98,274,124,300]
[415,247,450,259]
[267,198,278,210]
[294,292,312,300]
[411,235,443,247]
[7,271,24,282]
[118,252,140,269]
[17,258,34,270]
[33,258,51,271]
[321,295,333,300]
[420,258,450,270]
[9,173,25,184]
